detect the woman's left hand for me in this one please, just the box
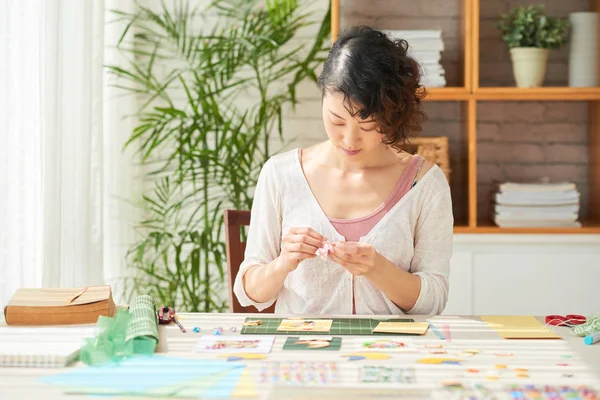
[328,242,381,276]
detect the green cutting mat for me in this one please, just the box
[240,317,415,336]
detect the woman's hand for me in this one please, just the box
[275,227,325,272]
[328,242,381,276]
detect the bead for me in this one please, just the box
[192,327,200,333]
[230,326,237,332]
[212,327,224,335]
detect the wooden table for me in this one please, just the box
[1,313,600,399]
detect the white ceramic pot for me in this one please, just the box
[509,47,549,88]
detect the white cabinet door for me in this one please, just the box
[472,252,600,316]
[443,251,474,315]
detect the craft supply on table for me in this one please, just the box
[442,323,451,342]
[192,327,200,333]
[356,337,418,352]
[545,314,586,326]
[3,285,115,326]
[571,313,600,336]
[40,355,254,398]
[79,294,159,366]
[230,326,237,332]
[221,353,267,361]
[283,336,342,351]
[212,327,224,335]
[258,361,338,385]
[371,321,429,335]
[584,331,600,345]
[158,306,185,332]
[277,319,333,333]
[427,322,446,340]
[0,326,98,368]
[360,366,416,384]
[481,316,561,339]
[240,317,415,335]
[343,352,390,360]
[194,335,274,354]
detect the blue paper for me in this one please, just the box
[39,355,245,396]
[203,366,245,398]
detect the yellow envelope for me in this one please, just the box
[372,322,430,335]
[480,316,561,339]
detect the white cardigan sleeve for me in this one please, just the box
[233,159,282,311]
[406,169,454,315]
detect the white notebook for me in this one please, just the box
[0,326,98,368]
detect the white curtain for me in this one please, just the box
[0,0,138,305]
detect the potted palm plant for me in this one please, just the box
[497,5,569,87]
[107,0,331,312]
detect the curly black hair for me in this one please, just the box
[317,26,427,150]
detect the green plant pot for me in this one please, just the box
[509,47,549,88]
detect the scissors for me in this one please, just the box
[545,314,586,327]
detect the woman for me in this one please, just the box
[233,26,453,315]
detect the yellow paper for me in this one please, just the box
[344,352,390,360]
[418,357,462,365]
[219,353,267,360]
[277,319,333,332]
[480,316,561,339]
[372,322,429,335]
[232,369,259,398]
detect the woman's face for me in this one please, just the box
[322,91,384,159]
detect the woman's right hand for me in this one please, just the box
[276,227,325,272]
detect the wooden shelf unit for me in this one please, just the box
[330,0,600,234]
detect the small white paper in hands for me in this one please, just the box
[315,242,333,261]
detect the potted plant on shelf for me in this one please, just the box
[497,5,569,88]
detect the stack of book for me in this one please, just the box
[493,181,581,228]
[383,29,446,88]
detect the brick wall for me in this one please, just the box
[325,0,591,224]
[477,0,591,220]
[477,102,589,219]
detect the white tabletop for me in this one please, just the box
[1,313,600,399]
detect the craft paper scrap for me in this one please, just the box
[480,316,561,339]
[40,355,245,398]
[372,321,429,335]
[194,335,275,354]
[277,319,333,332]
[283,336,342,351]
[356,337,418,352]
[258,361,338,385]
[343,352,390,360]
[232,369,259,398]
[361,366,416,383]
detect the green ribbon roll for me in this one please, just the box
[79,294,159,366]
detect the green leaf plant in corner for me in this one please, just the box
[107,0,331,312]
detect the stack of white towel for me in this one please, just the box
[384,29,446,88]
[493,181,581,228]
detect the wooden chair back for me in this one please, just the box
[224,209,275,313]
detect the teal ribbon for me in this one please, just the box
[79,295,159,366]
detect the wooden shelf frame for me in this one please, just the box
[330,0,600,234]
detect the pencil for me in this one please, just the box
[428,322,445,340]
[442,324,451,342]
[173,316,186,333]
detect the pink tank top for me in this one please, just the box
[329,155,425,241]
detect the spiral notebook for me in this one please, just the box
[0,325,98,367]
